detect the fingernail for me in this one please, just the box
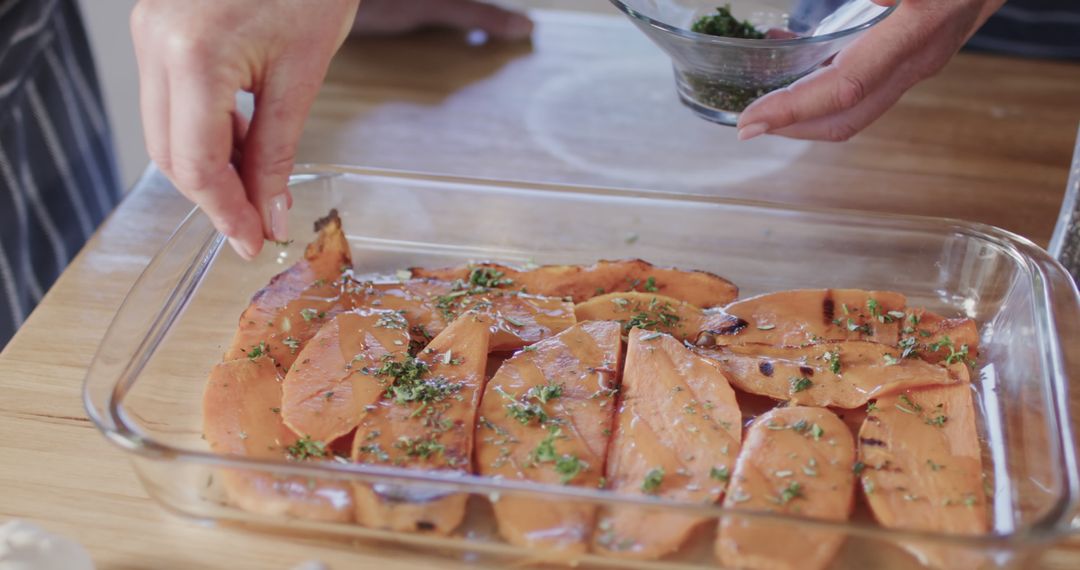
[227,237,255,261]
[268,194,288,243]
[737,122,769,141]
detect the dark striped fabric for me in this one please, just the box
[970,0,1080,60]
[0,0,121,348]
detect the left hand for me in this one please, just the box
[736,0,1005,142]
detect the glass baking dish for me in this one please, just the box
[84,165,1080,569]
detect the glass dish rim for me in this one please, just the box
[607,0,900,49]
[83,163,1080,548]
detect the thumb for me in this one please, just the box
[240,65,321,243]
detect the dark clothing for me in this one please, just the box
[971,0,1080,59]
[0,0,122,346]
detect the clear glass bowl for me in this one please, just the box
[84,165,1080,568]
[610,0,898,125]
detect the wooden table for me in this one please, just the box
[1,6,1078,570]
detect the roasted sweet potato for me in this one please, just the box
[351,313,492,534]
[475,320,623,554]
[900,308,980,366]
[574,291,707,341]
[280,310,411,443]
[202,356,353,522]
[702,289,906,347]
[594,329,741,560]
[717,406,855,570]
[409,259,738,307]
[696,341,965,409]
[348,279,575,353]
[225,210,352,368]
[859,382,988,567]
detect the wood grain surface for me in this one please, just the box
[1,5,1078,569]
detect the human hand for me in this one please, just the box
[132,0,360,259]
[736,0,1006,142]
[353,0,533,40]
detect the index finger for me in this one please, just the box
[167,66,264,259]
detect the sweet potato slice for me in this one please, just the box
[351,313,492,534]
[717,406,855,570]
[859,382,988,567]
[202,356,353,522]
[696,341,964,409]
[280,310,411,443]
[593,329,742,559]
[900,308,980,366]
[702,289,905,347]
[225,210,351,368]
[574,292,707,341]
[475,321,623,555]
[348,279,575,352]
[410,260,738,307]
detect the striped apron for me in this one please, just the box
[0,0,121,348]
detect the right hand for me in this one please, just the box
[131,0,361,259]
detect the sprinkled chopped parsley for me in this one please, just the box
[925,414,948,427]
[501,382,562,425]
[282,336,301,354]
[945,344,971,366]
[643,276,659,292]
[789,376,813,393]
[468,266,513,289]
[823,350,841,374]
[531,426,563,463]
[245,341,268,361]
[529,382,564,404]
[845,319,873,335]
[928,336,972,366]
[504,398,549,426]
[710,466,730,482]
[810,423,824,441]
[853,461,866,475]
[554,454,587,484]
[867,299,896,323]
[777,481,803,505]
[639,331,663,341]
[286,436,327,461]
[394,435,445,459]
[432,266,514,319]
[299,308,326,322]
[375,356,463,404]
[356,443,390,462]
[927,459,945,471]
[375,311,409,330]
[898,337,919,359]
[896,394,922,414]
[504,315,526,328]
[882,353,900,366]
[624,303,681,333]
[641,467,665,494]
